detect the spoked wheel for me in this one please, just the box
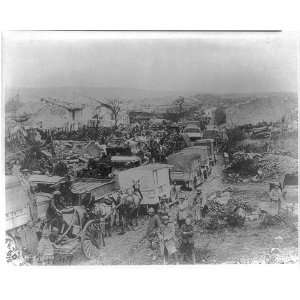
[81,220,104,260]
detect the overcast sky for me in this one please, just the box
[3,32,298,93]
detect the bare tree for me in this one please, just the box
[106,98,122,128]
[83,95,122,128]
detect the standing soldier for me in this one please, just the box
[180,216,195,264]
[159,194,170,214]
[140,207,161,251]
[177,196,189,228]
[159,214,179,264]
[269,182,283,215]
[193,188,203,223]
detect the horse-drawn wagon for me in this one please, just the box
[6,174,115,264]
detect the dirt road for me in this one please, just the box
[73,155,298,265]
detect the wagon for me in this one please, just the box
[6,174,109,264]
[51,178,118,260]
[49,205,105,261]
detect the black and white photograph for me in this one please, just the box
[3,31,298,266]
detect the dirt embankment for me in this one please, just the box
[226,97,297,126]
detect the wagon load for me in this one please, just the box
[167,147,206,186]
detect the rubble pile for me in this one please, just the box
[230,152,262,173]
[224,152,261,182]
[258,154,298,179]
[203,190,254,230]
[225,151,298,183]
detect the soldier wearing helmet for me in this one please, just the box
[140,207,161,248]
[159,214,179,264]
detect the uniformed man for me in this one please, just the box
[193,188,203,223]
[158,194,170,215]
[180,216,195,264]
[159,214,179,264]
[177,197,189,228]
[140,207,161,249]
[269,182,283,215]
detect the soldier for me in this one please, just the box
[179,216,195,264]
[159,214,179,264]
[177,197,189,228]
[269,182,283,215]
[140,207,161,250]
[193,188,203,223]
[159,194,170,214]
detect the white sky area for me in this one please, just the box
[3,31,298,93]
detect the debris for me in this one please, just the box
[258,154,298,180]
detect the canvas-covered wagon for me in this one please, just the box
[193,138,216,166]
[117,163,173,206]
[70,178,117,203]
[167,147,208,188]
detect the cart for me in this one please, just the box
[6,174,106,264]
[48,205,105,261]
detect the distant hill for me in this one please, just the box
[5,86,297,126]
[225,93,298,125]
[5,86,193,106]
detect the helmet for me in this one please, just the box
[161,215,169,222]
[148,207,155,214]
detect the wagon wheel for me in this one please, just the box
[81,219,104,260]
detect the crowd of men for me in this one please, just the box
[139,187,207,264]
